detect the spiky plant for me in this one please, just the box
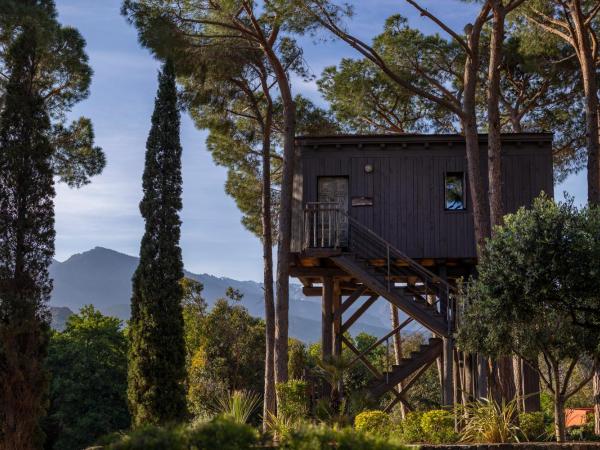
[459,396,521,443]
[214,390,262,424]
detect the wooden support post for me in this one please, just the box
[522,359,541,412]
[438,264,448,318]
[477,354,488,399]
[322,276,333,361]
[333,280,342,358]
[443,337,454,406]
[463,353,475,402]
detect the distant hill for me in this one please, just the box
[49,247,398,342]
[50,306,73,331]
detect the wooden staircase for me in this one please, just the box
[370,337,442,399]
[332,254,449,337]
[303,203,457,404]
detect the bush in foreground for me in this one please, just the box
[354,410,391,437]
[101,417,259,450]
[420,409,458,444]
[280,424,407,450]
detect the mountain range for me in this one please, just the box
[49,247,397,342]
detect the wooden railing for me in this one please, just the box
[303,203,458,332]
[303,202,346,249]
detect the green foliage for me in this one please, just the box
[0,25,54,448]
[288,338,309,380]
[187,297,265,419]
[214,390,262,425]
[180,277,206,367]
[318,57,449,134]
[277,380,310,420]
[0,0,104,187]
[128,61,187,426]
[396,412,424,444]
[103,417,259,450]
[420,409,458,444]
[43,306,130,450]
[354,410,391,437]
[459,397,520,443]
[519,412,547,441]
[458,196,600,440]
[280,424,407,450]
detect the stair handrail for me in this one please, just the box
[338,209,458,295]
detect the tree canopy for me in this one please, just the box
[458,195,600,441]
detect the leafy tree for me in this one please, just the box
[0,0,105,187]
[43,306,129,450]
[128,61,187,426]
[187,291,265,419]
[458,196,600,441]
[122,0,321,392]
[180,277,207,368]
[318,57,455,134]
[0,26,55,450]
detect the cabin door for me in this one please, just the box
[317,177,348,247]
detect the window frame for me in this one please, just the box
[444,171,467,212]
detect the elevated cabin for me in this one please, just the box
[292,133,553,265]
[289,133,553,411]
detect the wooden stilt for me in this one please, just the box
[333,279,342,358]
[463,352,474,403]
[322,276,333,361]
[522,359,541,412]
[477,354,488,399]
[443,337,454,406]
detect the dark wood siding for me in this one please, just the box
[291,134,553,259]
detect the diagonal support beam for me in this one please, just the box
[348,317,414,368]
[341,285,368,314]
[341,294,378,333]
[342,335,411,411]
[383,353,438,412]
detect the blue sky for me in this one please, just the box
[53,0,586,281]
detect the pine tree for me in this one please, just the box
[128,61,187,426]
[0,28,55,450]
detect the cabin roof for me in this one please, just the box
[296,133,553,147]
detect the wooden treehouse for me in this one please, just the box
[289,133,553,411]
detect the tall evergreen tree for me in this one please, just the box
[128,61,187,426]
[0,28,55,450]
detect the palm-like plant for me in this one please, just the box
[459,396,521,443]
[214,390,261,424]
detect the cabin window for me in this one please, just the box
[445,172,466,211]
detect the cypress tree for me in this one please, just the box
[128,61,187,426]
[0,28,55,450]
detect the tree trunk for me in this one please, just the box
[462,22,491,256]
[554,394,566,442]
[268,53,296,387]
[593,367,600,435]
[487,1,505,230]
[570,0,600,204]
[261,123,277,426]
[390,304,406,418]
[513,356,523,411]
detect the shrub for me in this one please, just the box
[420,409,458,444]
[519,412,547,441]
[280,424,408,450]
[396,411,425,443]
[459,397,520,443]
[103,417,258,450]
[277,379,310,420]
[103,425,186,450]
[354,410,391,437]
[213,390,261,424]
[186,417,259,449]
